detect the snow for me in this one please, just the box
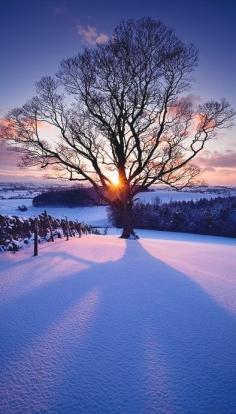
[0,198,109,226]
[0,232,236,413]
[135,189,221,204]
[0,189,226,228]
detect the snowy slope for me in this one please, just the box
[0,233,236,414]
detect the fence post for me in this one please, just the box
[77,220,82,238]
[66,216,69,241]
[45,210,54,242]
[34,217,38,256]
[68,220,72,237]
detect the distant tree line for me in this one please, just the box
[33,185,148,207]
[33,187,104,207]
[109,196,236,238]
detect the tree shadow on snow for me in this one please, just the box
[0,240,236,414]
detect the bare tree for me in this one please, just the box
[3,18,234,238]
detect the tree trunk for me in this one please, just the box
[120,203,138,239]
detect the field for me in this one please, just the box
[1,187,236,413]
[0,232,236,413]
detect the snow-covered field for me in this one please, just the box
[0,232,236,413]
[0,198,109,226]
[0,189,225,227]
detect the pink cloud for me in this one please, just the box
[77,25,109,46]
[195,149,236,185]
[196,150,236,169]
[0,143,21,169]
[201,168,236,186]
[0,143,55,182]
[0,118,11,130]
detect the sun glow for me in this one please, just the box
[110,175,120,186]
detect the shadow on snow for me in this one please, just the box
[0,240,236,413]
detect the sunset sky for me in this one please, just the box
[0,0,236,186]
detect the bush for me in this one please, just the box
[17,205,28,211]
[0,212,98,253]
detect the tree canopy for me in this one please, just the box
[2,18,234,237]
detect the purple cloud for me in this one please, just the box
[77,25,109,46]
[197,150,236,169]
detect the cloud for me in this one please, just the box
[196,150,236,169]
[195,149,236,186]
[0,143,21,170]
[77,25,109,46]
[0,118,10,128]
[201,168,236,186]
[0,143,57,182]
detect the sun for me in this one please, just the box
[110,175,120,186]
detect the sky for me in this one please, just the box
[0,0,236,185]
